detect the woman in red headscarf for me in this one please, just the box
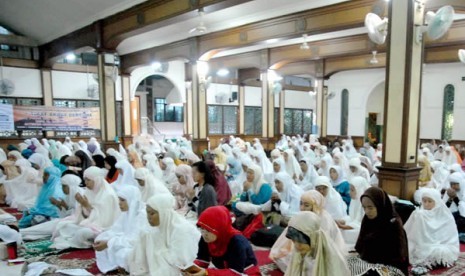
[186,206,260,276]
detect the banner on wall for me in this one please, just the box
[14,106,100,131]
[0,104,14,131]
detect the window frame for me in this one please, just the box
[154,97,183,122]
[207,105,239,135]
[283,108,313,136]
[244,106,263,135]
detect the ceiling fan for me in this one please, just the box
[189,9,207,34]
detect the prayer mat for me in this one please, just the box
[255,249,284,276]
[427,252,465,276]
[19,239,61,259]
[0,205,23,220]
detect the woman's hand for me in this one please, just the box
[93,240,108,251]
[75,193,91,209]
[243,181,252,192]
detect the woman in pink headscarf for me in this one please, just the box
[206,160,232,206]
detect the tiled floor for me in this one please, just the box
[0,260,23,276]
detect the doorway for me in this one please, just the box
[131,96,141,135]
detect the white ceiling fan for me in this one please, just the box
[459,49,465,64]
[364,13,388,45]
[416,5,455,44]
[189,9,207,34]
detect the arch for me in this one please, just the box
[340,89,349,135]
[441,84,455,141]
[130,61,185,102]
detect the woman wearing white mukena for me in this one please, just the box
[52,167,120,249]
[94,185,147,273]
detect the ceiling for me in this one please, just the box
[116,0,349,55]
[0,0,148,44]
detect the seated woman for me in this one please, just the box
[262,172,303,221]
[191,161,217,216]
[317,155,333,178]
[18,167,65,228]
[348,187,408,276]
[192,206,260,275]
[128,193,200,275]
[329,165,351,207]
[232,164,272,217]
[160,157,178,192]
[114,159,138,188]
[206,160,232,206]
[297,158,318,191]
[335,176,370,250]
[95,185,147,274]
[104,156,119,184]
[20,173,84,240]
[134,167,170,203]
[284,211,350,275]
[225,156,243,195]
[314,176,347,220]
[269,190,346,272]
[52,166,120,249]
[173,164,195,212]
[1,160,38,209]
[405,188,459,275]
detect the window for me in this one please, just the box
[244,106,262,135]
[208,105,238,135]
[154,98,183,122]
[442,84,454,141]
[341,89,349,136]
[284,108,313,135]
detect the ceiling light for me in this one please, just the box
[265,38,279,44]
[300,34,310,50]
[197,61,209,77]
[216,68,230,77]
[65,53,76,61]
[151,62,162,71]
[268,69,283,81]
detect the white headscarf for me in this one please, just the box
[430,161,449,191]
[285,211,350,276]
[347,158,370,182]
[404,188,459,267]
[443,146,458,166]
[275,172,303,216]
[76,167,120,230]
[347,176,370,225]
[248,164,267,194]
[142,154,163,179]
[128,193,200,275]
[114,160,138,188]
[318,155,333,178]
[28,153,53,171]
[284,149,302,178]
[315,176,347,220]
[61,174,84,212]
[134,168,170,202]
[161,157,177,191]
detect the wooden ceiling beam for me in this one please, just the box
[121,0,382,72]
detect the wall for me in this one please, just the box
[366,82,384,125]
[284,89,316,110]
[206,83,239,106]
[1,67,41,98]
[326,63,465,140]
[244,86,261,106]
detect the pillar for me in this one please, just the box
[378,0,424,200]
[315,78,326,138]
[40,69,54,137]
[239,85,245,134]
[121,73,133,148]
[279,88,285,135]
[187,62,208,154]
[97,52,119,151]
